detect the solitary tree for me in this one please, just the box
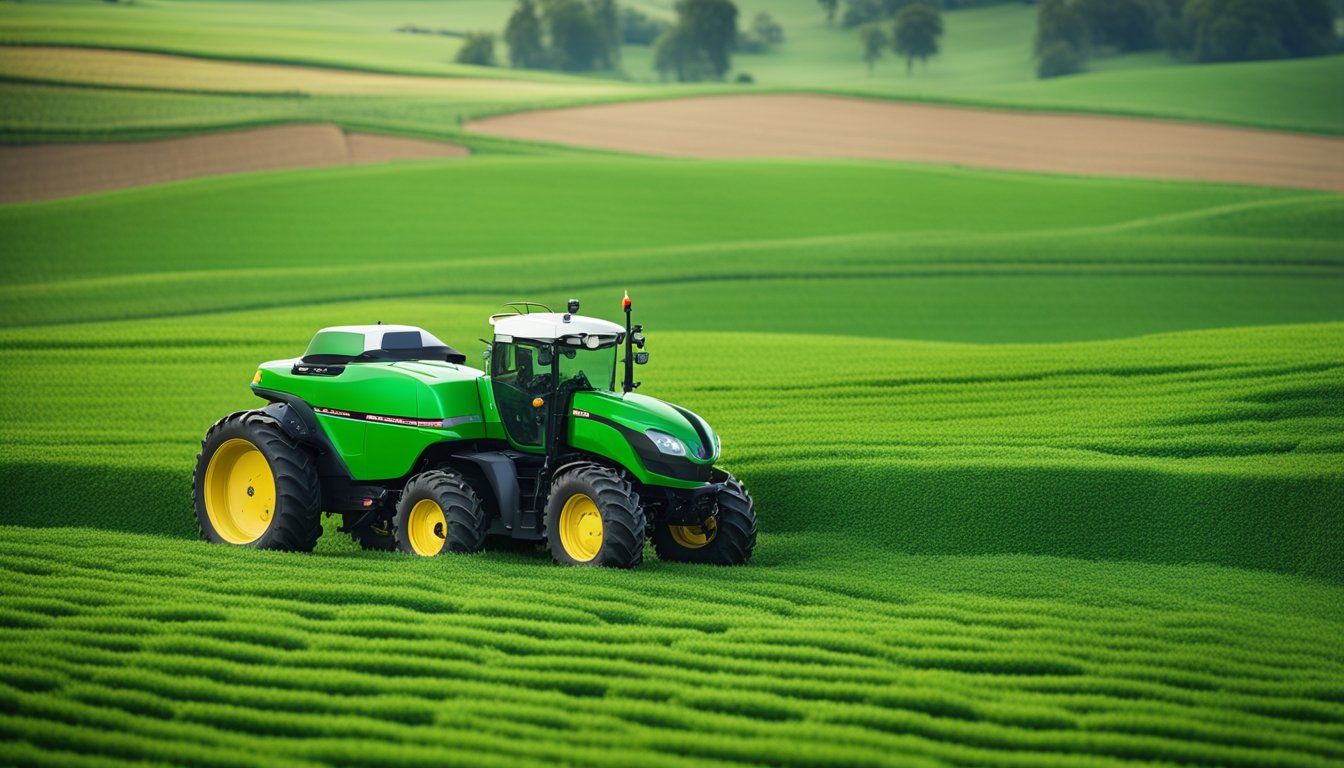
[456,32,498,66]
[653,0,739,81]
[892,3,942,74]
[818,0,839,24]
[682,0,739,79]
[505,0,546,68]
[858,24,888,74]
[544,0,608,70]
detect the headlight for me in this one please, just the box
[646,430,687,457]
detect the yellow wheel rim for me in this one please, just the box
[669,517,717,549]
[203,438,276,544]
[407,499,447,556]
[559,493,603,562]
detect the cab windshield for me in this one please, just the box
[558,344,617,392]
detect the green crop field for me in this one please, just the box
[3,525,1343,768]
[1,157,1342,765]
[3,0,1343,765]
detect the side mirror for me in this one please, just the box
[634,352,649,365]
[537,348,554,366]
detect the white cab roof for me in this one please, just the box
[316,325,448,352]
[490,313,624,343]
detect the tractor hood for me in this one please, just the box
[570,390,720,481]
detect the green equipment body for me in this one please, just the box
[191,298,757,567]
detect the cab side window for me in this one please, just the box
[491,342,546,448]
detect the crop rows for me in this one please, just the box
[0,162,1338,579]
[1,525,1342,767]
[2,308,1339,577]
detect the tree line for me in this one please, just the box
[1037,0,1339,78]
[457,0,784,82]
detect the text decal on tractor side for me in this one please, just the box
[191,295,757,567]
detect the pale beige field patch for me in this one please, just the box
[0,124,468,203]
[465,94,1344,191]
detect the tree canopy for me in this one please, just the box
[859,24,889,74]
[502,0,621,71]
[892,3,943,74]
[1035,0,1337,78]
[456,32,497,67]
[504,0,547,68]
[654,0,740,82]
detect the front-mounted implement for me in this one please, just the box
[191,295,757,567]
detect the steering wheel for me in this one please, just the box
[562,371,592,392]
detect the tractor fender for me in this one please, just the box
[253,390,353,480]
[260,401,314,443]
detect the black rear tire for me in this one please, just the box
[192,410,322,552]
[393,470,488,556]
[545,463,644,568]
[652,474,756,565]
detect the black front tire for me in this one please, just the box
[544,463,645,568]
[393,470,488,556]
[652,474,756,565]
[192,410,322,552]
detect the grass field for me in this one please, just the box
[2,156,1343,768]
[1,160,1340,584]
[2,3,1343,765]
[2,1,1342,137]
[2,525,1343,768]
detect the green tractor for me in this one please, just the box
[191,296,756,567]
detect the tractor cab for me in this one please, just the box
[488,301,625,453]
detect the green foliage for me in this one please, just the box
[860,23,891,72]
[659,0,740,80]
[737,12,784,53]
[1075,0,1168,51]
[893,3,945,72]
[505,0,548,68]
[591,0,621,63]
[541,0,610,71]
[1036,0,1091,74]
[753,12,786,45]
[1036,0,1338,77]
[620,6,669,45]
[1038,39,1087,76]
[841,0,927,28]
[1181,0,1336,61]
[455,33,497,67]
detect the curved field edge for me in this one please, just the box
[0,524,1341,768]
